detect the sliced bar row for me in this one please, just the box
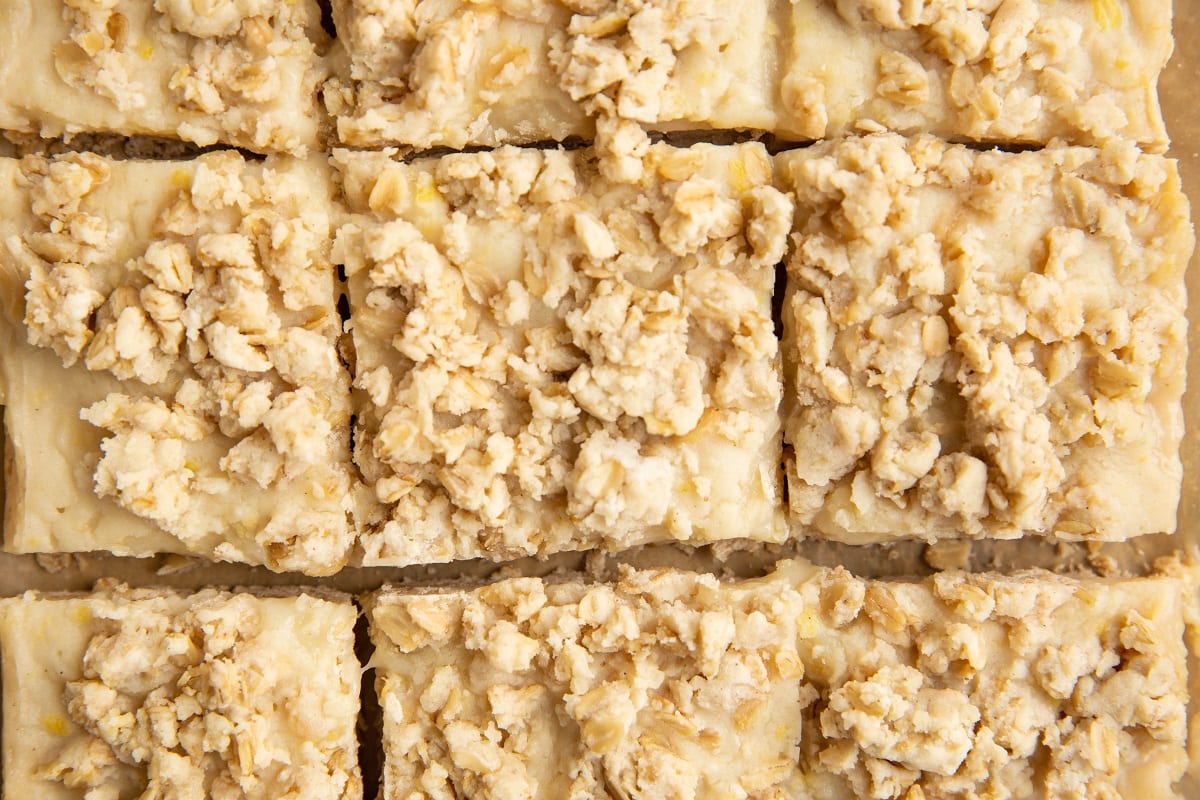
[1,560,1191,799]
[0,0,1177,153]
[0,136,1190,573]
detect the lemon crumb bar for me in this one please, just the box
[0,151,357,575]
[779,134,1192,543]
[368,559,1188,799]
[0,586,362,800]
[336,141,787,566]
[0,0,329,154]
[324,0,776,150]
[779,0,1173,150]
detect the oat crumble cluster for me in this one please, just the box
[0,0,1195,798]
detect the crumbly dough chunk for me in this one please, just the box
[780,0,1173,150]
[0,0,328,154]
[335,141,787,566]
[778,134,1192,543]
[326,0,1171,151]
[0,151,357,575]
[0,585,362,800]
[368,559,1189,800]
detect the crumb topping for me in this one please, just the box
[545,0,759,124]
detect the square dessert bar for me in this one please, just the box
[336,141,788,566]
[779,0,1173,150]
[0,0,328,154]
[778,134,1192,543]
[325,0,777,150]
[0,586,362,800]
[368,559,1189,799]
[0,151,358,575]
[327,0,1172,152]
